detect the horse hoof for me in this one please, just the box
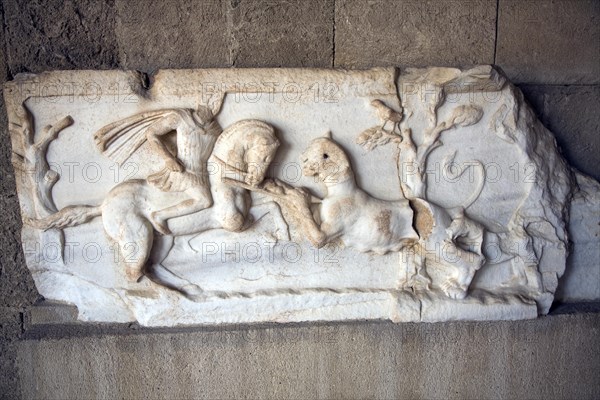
[441,281,468,300]
[181,284,206,302]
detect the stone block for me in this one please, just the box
[557,173,600,302]
[3,0,119,73]
[28,302,79,325]
[496,0,600,84]
[0,308,22,341]
[335,0,496,68]
[519,84,600,181]
[0,4,6,83]
[0,5,40,307]
[114,0,230,72]
[15,312,600,399]
[0,194,39,308]
[0,309,22,400]
[229,0,334,67]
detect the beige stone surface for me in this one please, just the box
[28,302,78,325]
[335,0,496,68]
[229,0,334,67]
[496,0,600,84]
[114,0,334,71]
[17,312,600,400]
[114,0,230,71]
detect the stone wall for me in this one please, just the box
[0,1,598,399]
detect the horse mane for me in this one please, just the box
[212,120,278,170]
[217,119,277,144]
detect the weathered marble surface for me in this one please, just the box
[4,67,598,326]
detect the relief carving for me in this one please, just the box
[4,67,597,325]
[28,109,287,299]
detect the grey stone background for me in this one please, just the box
[0,0,598,399]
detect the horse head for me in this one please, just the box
[212,120,279,186]
[243,134,279,186]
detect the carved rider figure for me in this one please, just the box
[94,105,221,234]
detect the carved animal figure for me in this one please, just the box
[299,135,419,253]
[371,99,403,132]
[298,134,485,299]
[27,119,284,298]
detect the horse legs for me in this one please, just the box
[106,213,153,282]
[144,235,205,301]
[150,185,214,235]
[166,207,222,236]
[220,188,251,232]
[165,190,249,236]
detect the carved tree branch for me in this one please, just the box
[397,128,418,199]
[13,103,74,217]
[406,105,484,199]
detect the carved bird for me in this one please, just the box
[371,99,403,132]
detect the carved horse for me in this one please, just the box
[28,118,287,299]
[297,135,486,299]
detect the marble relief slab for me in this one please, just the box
[4,67,598,326]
